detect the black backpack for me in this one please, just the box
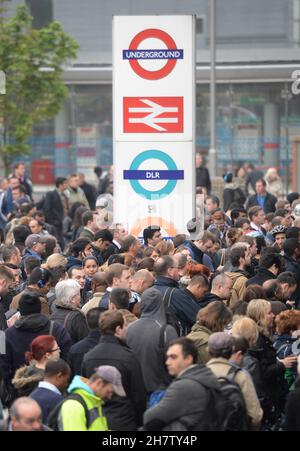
[47,393,91,431]
[207,366,250,431]
[162,287,184,336]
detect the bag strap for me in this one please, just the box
[158,323,168,350]
[226,365,242,382]
[47,392,91,430]
[63,312,73,329]
[220,249,226,266]
[48,320,54,336]
[162,287,176,309]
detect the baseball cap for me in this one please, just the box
[207,332,234,354]
[186,218,203,241]
[94,365,126,396]
[25,234,46,249]
[96,197,109,209]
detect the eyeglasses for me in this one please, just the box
[48,347,60,353]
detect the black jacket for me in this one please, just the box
[284,378,300,431]
[81,182,97,210]
[0,314,72,383]
[247,333,287,424]
[246,192,277,214]
[50,305,89,344]
[68,330,101,377]
[81,334,147,431]
[153,277,200,334]
[198,292,224,310]
[196,166,211,193]
[246,267,277,287]
[43,189,65,233]
[223,187,246,212]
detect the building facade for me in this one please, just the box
[5,0,300,186]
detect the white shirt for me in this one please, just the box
[38,381,61,396]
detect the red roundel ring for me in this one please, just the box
[129,28,177,80]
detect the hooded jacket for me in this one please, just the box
[12,364,44,397]
[143,364,220,431]
[225,269,249,308]
[127,288,178,393]
[186,324,212,364]
[0,314,71,382]
[58,376,108,431]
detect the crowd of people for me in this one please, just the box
[0,158,300,431]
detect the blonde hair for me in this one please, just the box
[46,253,67,269]
[232,316,259,347]
[246,299,271,336]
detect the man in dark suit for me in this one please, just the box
[43,177,68,246]
[246,179,277,214]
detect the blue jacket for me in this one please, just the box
[22,249,43,264]
[153,276,200,334]
[30,385,63,423]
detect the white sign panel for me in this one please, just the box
[115,141,194,236]
[113,15,194,142]
[113,15,195,237]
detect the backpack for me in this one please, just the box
[207,366,250,431]
[162,288,184,336]
[47,393,91,431]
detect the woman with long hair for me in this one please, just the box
[187,301,232,364]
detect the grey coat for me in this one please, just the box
[143,364,220,431]
[127,288,177,393]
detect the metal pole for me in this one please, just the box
[228,84,234,171]
[285,89,289,195]
[281,83,291,195]
[209,0,217,177]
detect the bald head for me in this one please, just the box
[10,397,42,431]
[131,269,155,294]
[211,273,233,301]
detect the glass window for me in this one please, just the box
[26,0,53,29]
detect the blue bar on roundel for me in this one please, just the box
[123,170,184,180]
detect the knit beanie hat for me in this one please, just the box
[19,292,41,316]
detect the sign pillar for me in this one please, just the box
[113,15,195,239]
